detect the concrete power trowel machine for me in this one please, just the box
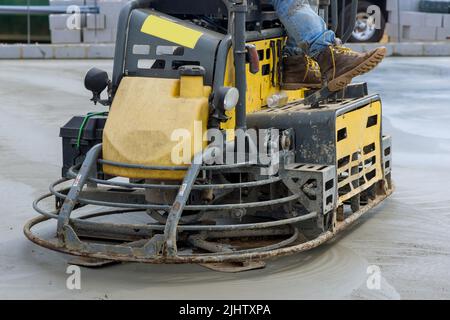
[26,0,393,271]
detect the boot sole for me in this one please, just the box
[327,47,387,92]
[282,83,322,90]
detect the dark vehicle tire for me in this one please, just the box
[347,0,386,43]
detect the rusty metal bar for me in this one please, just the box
[24,187,393,264]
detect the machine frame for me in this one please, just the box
[25,0,393,270]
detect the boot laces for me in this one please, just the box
[304,55,320,81]
[333,46,357,56]
[328,46,356,80]
[330,45,358,79]
[306,55,318,69]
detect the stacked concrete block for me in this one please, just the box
[386,0,421,11]
[386,0,450,41]
[50,29,82,44]
[386,0,422,41]
[445,15,450,27]
[49,0,128,44]
[438,13,450,40]
[49,0,85,44]
[83,0,129,43]
[86,13,106,29]
[83,12,111,43]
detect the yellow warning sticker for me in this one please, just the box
[140,15,203,49]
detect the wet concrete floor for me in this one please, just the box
[0,57,449,299]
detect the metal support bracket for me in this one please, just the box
[304,82,369,108]
[162,147,219,256]
[162,157,203,257]
[57,143,102,239]
[382,135,392,176]
[280,163,337,218]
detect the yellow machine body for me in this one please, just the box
[103,35,308,179]
[102,76,210,180]
[140,15,203,49]
[222,37,306,130]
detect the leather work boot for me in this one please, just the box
[282,54,322,90]
[316,45,386,92]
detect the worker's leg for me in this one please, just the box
[273,0,387,92]
[277,1,329,89]
[272,0,335,58]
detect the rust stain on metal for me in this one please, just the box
[24,188,393,265]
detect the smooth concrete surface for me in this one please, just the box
[0,58,450,299]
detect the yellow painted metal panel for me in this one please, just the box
[180,76,204,98]
[141,15,203,49]
[102,77,210,180]
[221,37,306,130]
[336,101,383,203]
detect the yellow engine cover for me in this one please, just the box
[102,76,210,180]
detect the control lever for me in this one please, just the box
[246,44,260,74]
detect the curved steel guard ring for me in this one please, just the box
[24,188,393,264]
[42,143,301,259]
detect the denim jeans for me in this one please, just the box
[271,0,336,57]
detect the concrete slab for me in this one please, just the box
[86,14,106,30]
[83,28,115,43]
[400,11,426,27]
[1,58,450,299]
[0,44,116,59]
[437,27,450,41]
[49,14,70,30]
[393,42,425,56]
[423,42,450,56]
[1,42,449,59]
[22,45,54,59]
[50,29,82,44]
[444,14,450,28]
[0,45,21,59]
[53,45,87,58]
[386,0,420,12]
[405,25,438,41]
[424,13,443,28]
[86,44,115,58]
